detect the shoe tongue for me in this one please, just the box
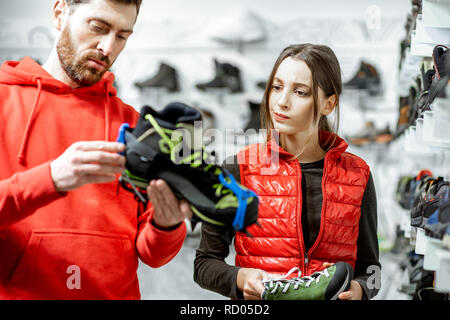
[162,102,202,124]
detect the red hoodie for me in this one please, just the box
[0,57,187,299]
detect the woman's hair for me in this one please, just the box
[260,43,342,152]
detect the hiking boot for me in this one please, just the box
[196,59,243,93]
[135,63,180,92]
[261,262,354,300]
[244,101,261,131]
[424,192,450,239]
[346,121,377,146]
[411,177,449,228]
[427,45,449,103]
[344,61,381,96]
[117,102,259,232]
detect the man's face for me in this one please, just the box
[57,0,136,86]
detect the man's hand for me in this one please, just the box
[147,179,193,229]
[322,262,363,300]
[237,268,269,300]
[50,141,126,192]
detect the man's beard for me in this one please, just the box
[56,24,111,86]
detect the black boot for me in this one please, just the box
[135,63,180,92]
[244,101,261,131]
[344,61,381,96]
[196,59,243,93]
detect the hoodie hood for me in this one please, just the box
[0,57,117,166]
[0,57,117,96]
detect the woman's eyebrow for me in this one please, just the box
[274,77,310,89]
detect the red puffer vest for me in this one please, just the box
[235,131,370,276]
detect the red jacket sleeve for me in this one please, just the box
[0,161,66,229]
[135,204,187,268]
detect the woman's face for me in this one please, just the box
[269,57,325,136]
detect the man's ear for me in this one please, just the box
[320,94,337,116]
[52,0,69,31]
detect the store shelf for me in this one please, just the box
[414,14,450,45]
[423,0,450,28]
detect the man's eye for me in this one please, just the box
[91,24,105,33]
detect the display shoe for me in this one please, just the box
[256,80,267,90]
[424,192,450,239]
[427,45,449,104]
[206,9,267,45]
[411,177,449,228]
[244,101,261,131]
[196,59,243,93]
[374,125,393,144]
[346,121,377,146]
[395,96,411,136]
[117,102,259,232]
[261,262,354,300]
[344,61,382,96]
[135,63,180,92]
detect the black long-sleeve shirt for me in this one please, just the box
[194,155,381,300]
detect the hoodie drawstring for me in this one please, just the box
[104,83,111,141]
[18,77,42,166]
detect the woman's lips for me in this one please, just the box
[273,112,290,121]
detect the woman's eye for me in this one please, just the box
[295,90,308,96]
[272,85,282,91]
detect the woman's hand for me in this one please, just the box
[237,268,269,300]
[322,262,363,300]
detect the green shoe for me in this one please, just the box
[261,262,354,300]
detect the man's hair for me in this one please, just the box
[65,0,142,16]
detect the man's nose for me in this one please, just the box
[97,33,116,57]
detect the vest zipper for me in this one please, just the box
[296,160,308,276]
[305,153,330,268]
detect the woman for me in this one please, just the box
[193,44,381,300]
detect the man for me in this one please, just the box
[0,0,192,299]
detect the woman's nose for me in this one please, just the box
[277,91,290,111]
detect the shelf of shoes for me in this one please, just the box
[411,14,450,57]
[416,233,450,293]
[422,0,450,29]
[403,94,450,153]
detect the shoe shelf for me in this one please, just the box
[414,230,450,293]
[423,0,450,29]
[402,96,450,153]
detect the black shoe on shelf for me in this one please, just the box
[344,61,382,96]
[196,59,243,93]
[411,177,449,228]
[427,45,449,103]
[135,62,180,92]
[423,190,450,239]
[244,101,261,131]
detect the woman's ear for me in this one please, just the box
[320,94,337,116]
[52,0,68,31]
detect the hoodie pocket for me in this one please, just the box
[8,229,138,299]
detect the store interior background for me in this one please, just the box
[2,0,447,300]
